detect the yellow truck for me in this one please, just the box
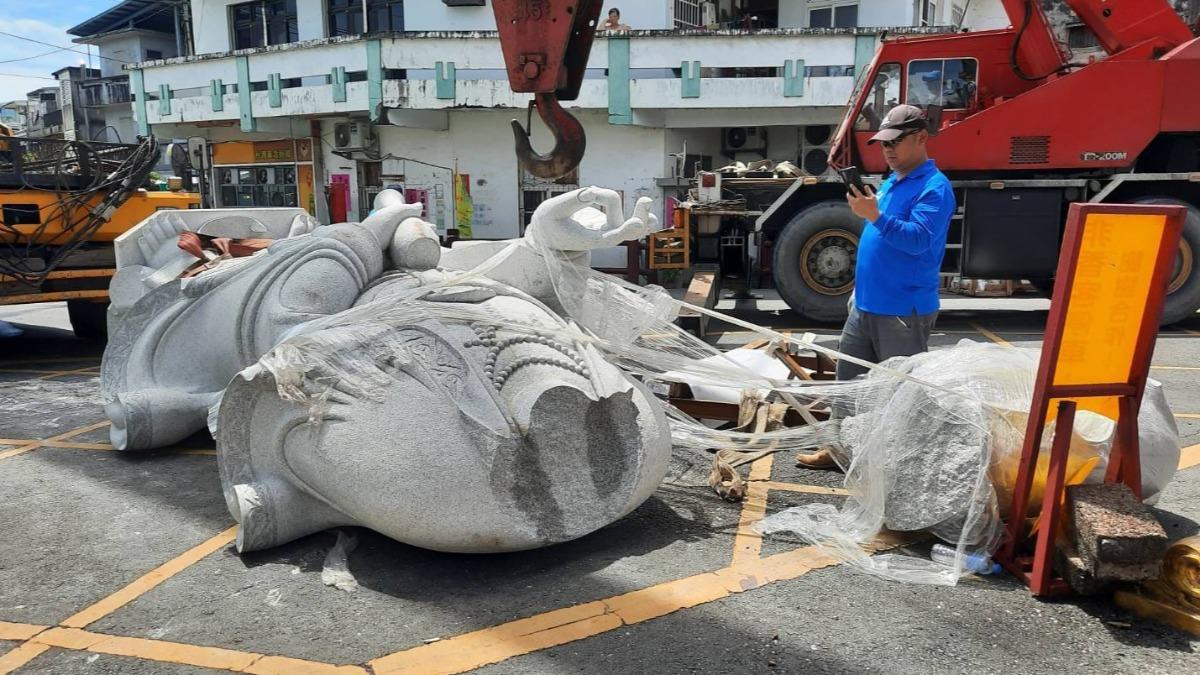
[0,133,198,339]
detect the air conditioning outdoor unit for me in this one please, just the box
[333,121,379,152]
[799,124,835,176]
[722,127,768,155]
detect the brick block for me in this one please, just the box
[1067,483,1168,570]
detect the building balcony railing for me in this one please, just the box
[81,75,133,108]
[33,109,63,129]
[133,27,946,128]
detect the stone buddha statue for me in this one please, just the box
[102,187,673,553]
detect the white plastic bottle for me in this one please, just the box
[930,543,1002,575]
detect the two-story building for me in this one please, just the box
[22,67,109,140]
[122,1,989,239]
[66,0,191,145]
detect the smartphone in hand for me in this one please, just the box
[837,166,867,194]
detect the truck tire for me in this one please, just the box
[67,300,108,342]
[772,201,863,322]
[1133,197,1200,326]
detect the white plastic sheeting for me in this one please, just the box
[245,186,1179,586]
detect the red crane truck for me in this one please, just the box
[756,0,1200,324]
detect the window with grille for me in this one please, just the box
[809,3,858,28]
[951,3,965,26]
[231,0,297,49]
[82,86,103,107]
[519,169,579,234]
[217,165,299,208]
[266,0,299,44]
[918,0,938,27]
[330,0,405,36]
[232,2,265,49]
[674,0,702,28]
[109,81,130,103]
[329,0,364,36]
[367,0,405,31]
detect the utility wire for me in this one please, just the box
[0,31,130,64]
[0,47,70,64]
[0,72,58,80]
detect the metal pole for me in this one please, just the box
[174,4,184,57]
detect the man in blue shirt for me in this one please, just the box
[797,105,955,468]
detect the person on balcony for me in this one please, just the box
[601,7,631,32]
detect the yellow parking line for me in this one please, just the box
[29,627,365,675]
[33,440,218,456]
[0,357,100,367]
[61,526,238,628]
[0,436,217,456]
[0,460,902,675]
[35,366,100,380]
[0,641,51,673]
[762,481,851,496]
[1176,413,1200,420]
[1152,365,1200,371]
[0,421,111,461]
[730,455,775,566]
[0,450,29,460]
[1180,443,1200,471]
[970,322,1013,348]
[368,543,847,675]
[39,441,118,450]
[0,622,46,641]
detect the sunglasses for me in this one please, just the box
[880,131,918,149]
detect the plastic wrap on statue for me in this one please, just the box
[101,188,673,553]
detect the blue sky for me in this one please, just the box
[0,0,123,103]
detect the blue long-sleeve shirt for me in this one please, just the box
[853,159,955,316]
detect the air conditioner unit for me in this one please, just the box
[722,127,768,156]
[701,1,718,28]
[333,121,379,152]
[798,124,835,176]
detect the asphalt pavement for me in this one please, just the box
[1,295,1197,674]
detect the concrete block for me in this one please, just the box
[1056,540,1110,596]
[1067,483,1169,569]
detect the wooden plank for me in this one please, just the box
[678,264,721,339]
[0,289,108,305]
[668,398,827,425]
[681,271,714,308]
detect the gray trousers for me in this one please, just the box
[835,299,938,381]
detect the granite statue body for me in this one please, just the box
[101,188,672,553]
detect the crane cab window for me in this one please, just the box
[906,58,977,109]
[854,62,901,131]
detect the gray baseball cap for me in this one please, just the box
[868,105,928,144]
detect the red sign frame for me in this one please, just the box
[994,202,1186,596]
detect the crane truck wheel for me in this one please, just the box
[67,300,108,342]
[1132,197,1200,326]
[772,201,863,323]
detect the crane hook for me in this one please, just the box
[510,93,586,180]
